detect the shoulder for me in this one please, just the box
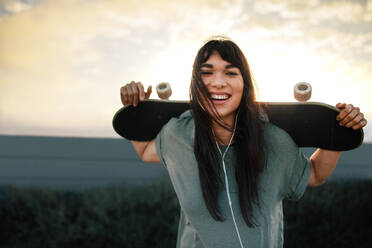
[263,123,301,164]
[156,110,195,150]
[263,123,297,149]
[155,110,194,163]
[162,110,194,135]
[261,124,311,201]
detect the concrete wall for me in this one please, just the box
[0,135,371,190]
[0,135,167,190]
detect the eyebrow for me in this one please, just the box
[200,63,237,69]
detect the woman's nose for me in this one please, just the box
[210,80,227,88]
[210,74,227,88]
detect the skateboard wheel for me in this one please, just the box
[294,82,312,102]
[156,82,172,99]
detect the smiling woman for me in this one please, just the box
[120,36,367,248]
[0,0,370,239]
[119,36,368,248]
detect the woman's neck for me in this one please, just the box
[212,121,234,146]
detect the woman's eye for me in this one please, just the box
[200,71,212,75]
[227,71,238,75]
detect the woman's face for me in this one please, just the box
[200,50,244,125]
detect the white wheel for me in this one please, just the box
[156,82,172,99]
[294,82,312,102]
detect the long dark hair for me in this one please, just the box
[189,37,266,227]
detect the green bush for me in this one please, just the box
[284,180,372,248]
[0,180,371,247]
[0,180,179,248]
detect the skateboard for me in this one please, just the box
[113,100,363,151]
[113,83,364,151]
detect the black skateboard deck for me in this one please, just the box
[112,100,364,151]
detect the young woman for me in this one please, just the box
[120,38,367,248]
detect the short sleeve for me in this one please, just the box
[284,148,312,201]
[155,120,171,168]
[265,124,312,201]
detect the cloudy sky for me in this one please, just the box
[0,0,371,142]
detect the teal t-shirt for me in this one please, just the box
[155,110,311,248]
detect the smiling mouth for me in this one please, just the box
[210,94,231,101]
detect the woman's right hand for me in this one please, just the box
[120,81,152,107]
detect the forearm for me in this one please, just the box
[308,149,341,186]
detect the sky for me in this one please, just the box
[0,0,371,142]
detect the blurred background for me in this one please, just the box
[0,0,371,247]
[0,0,371,139]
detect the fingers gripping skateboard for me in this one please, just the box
[294,82,312,102]
[156,82,172,99]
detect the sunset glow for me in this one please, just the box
[0,0,371,141]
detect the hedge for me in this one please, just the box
[0,180,371,247]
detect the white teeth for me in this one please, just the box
[211,94,229,100]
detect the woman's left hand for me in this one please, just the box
[336,103,367,130]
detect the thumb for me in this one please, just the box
[145,85,152,99]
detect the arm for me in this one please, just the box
[131,140,160,163]
[121,81,160,163]
[308,149,341,186]
[308,103,367,187]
